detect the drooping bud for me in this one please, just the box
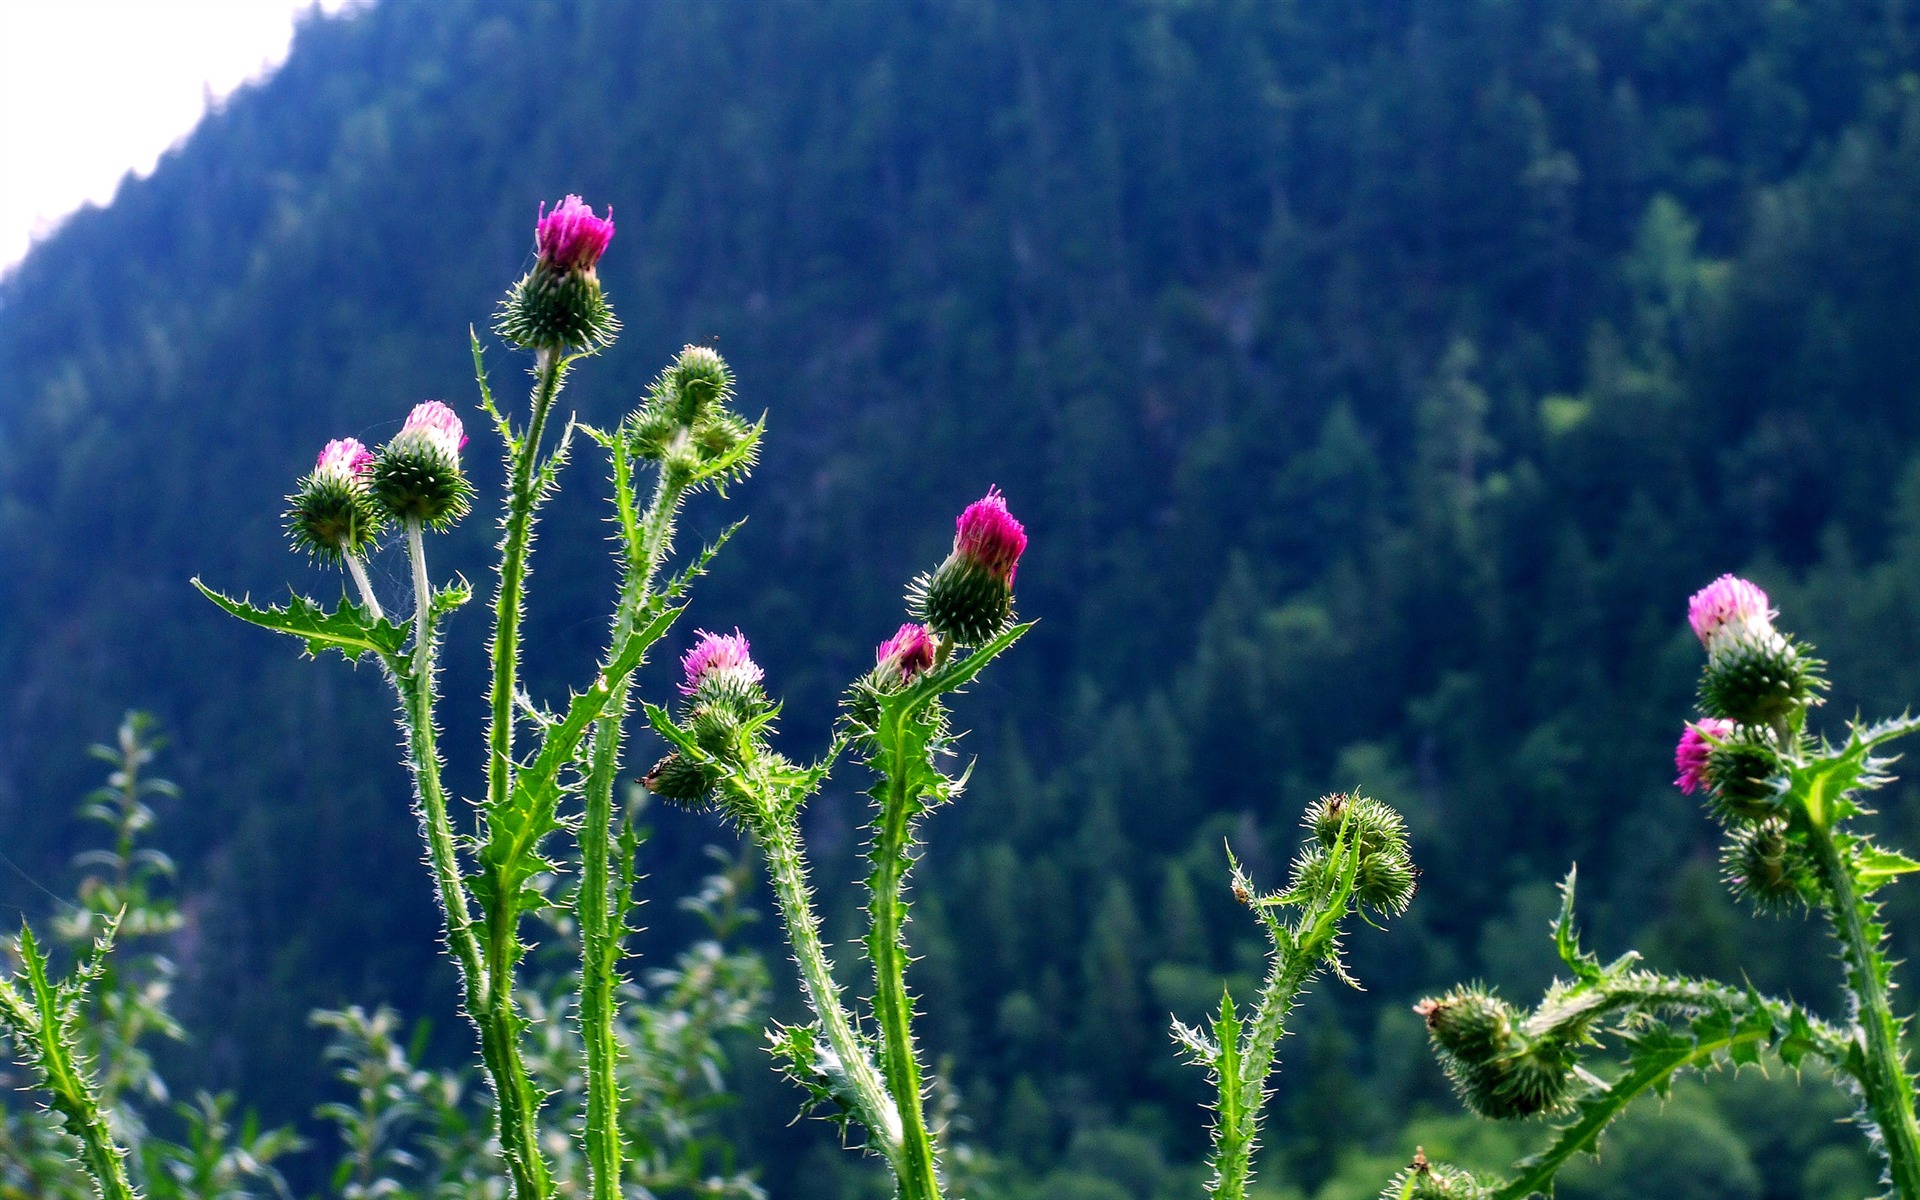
[914,488,1027,645]
[370,401,473,530]
[496,195,620,352]
[1723,819,1811,912]
[641,752,715,807]
[681,629,765,710]
[286,437,384,562]
[875,623,937,689]
[1688,574,1773,652]
[1705,739,1783,824]
[1674,719,1734,795]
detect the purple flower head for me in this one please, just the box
[954,487,1027,584]
[398,400,467,459]
[876,623,936,686]
[681,629,763,697]
[536,195,615,273]
[1675,718,1735,794]
[1688,574,1772,650]
[314,437,374,485]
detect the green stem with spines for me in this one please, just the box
[577,455,687,1200]
[1487,1022,1771,1200]
[754,795,904,1168]
[0,929,139,1200]
[389,632,551,1200]
[1807,819,1920,1196]
[867,704,942,1200]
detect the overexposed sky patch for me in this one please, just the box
[0,0,355,275]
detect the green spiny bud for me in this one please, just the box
[286,438,384,563]
[1481,1040,1577,1118]
[1698,631,1823,726]
[1415,988,1514,1066]
[1723,818,1813,912]
[640,753,715,807]
[1705,739,1782,824]
[1355,847,1419,915]
[1306,792,1409,861]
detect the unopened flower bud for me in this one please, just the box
[1724,819,1809,912]
[496,195,620,351]
[1705,740,1782,823]
[641,752,715,806]
[1416,988,1514,1066]
[287,437,383,562]
[915,488,1027,645]
[371,401,473,529]
[1697,632,1821,726]
[681,629,765,711]
[875,623,936,689]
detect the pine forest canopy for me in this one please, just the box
[4,1,1920,1197]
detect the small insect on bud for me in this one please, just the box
[680,629,766,714]
[371,401,473,529]
[914,488,1027,645]
[1416,988,1514,1066]
[496,195,620,352]
[640,752,715,807]
[1380,1149,1489,1200]
[286,437,384,562]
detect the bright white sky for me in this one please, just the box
[0,0,356,274]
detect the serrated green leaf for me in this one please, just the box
[195,579,407,661]
[892,621,1034,711]
[1855,846,1920,893]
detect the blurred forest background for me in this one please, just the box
[5,1,1920,1197]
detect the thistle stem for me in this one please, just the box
[756,802,905,1169]
[870,711,943,1200]
[345,552,385,623]
[406,522,429,664]
[1807,821,1920,1195]
[578,464,685,1200]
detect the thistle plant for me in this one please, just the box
[1174,792,1418,1200]
[1393,575,1920,1200]
[638,489,1033,1200]
[1,713,762,1200]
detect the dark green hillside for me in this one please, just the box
[6,1,1920,1194]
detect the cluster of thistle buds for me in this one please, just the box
[1414,983,1575,1125]
[1293,791,1418,917]
[1674,574,1826,909]
[646,488,1027,804]
[285,402,472,608]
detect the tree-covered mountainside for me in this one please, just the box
[5,1,1920,1195]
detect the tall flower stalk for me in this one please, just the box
[195,196,759,1200]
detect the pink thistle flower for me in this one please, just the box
[681,629,763,697]
[1687,574,1772,650]
[314,437,374,484]
[399,400,467,458]
[954,487,1028,584]
[1675,718,1735,794]
[876,623,936,686]
[536,195,615,273]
